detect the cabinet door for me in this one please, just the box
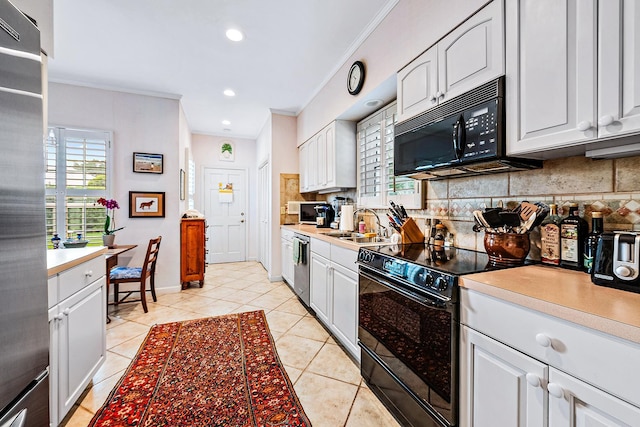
[316,131,326,188]
[598,0,640,139]
[437,0,505,103]
[548,368,640,427]
[281,239,294,288]
[323,123,336,188]
[330,262,359,361]
[397,47,438,123]
[58,277,106,420]
[299,143,308,192]
[308,137,319,191]
[460,326,547,427]
[310,252,330,325]
[506,0,597,155]
[181,219,205,283]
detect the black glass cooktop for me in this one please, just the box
[365,243,491,276]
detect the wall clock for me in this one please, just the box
[347,61,365,95]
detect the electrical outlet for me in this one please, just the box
[280,206,286,215]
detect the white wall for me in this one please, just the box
[48,82,182,291]
[297,0,487,142]
[191,133,258,261]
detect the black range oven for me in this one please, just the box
[358,244,490,427]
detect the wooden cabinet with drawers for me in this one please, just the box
[180,218,206,289]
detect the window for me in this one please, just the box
[45,127,112,246]
[357,101,423,209]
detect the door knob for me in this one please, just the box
[240,219,245,223]
[547,382,564,399]
[525,373,541,387]
[598,115,614,127]
[577,121,592,131]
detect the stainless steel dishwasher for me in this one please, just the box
[292,234,311,307]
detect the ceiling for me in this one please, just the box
[48,0,396,139]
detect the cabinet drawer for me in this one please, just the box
[281,228,295,242]
[330,245,357,272]
[58,256,105,303]
[461,289,640,406]
[311,238,331,259]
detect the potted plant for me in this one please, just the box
[96,197,124,248]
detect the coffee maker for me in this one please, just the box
[314,204,335,228]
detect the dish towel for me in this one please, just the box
[293,238,302,265]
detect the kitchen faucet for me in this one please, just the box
[353,208,388,237]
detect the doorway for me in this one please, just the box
[204,167,247,263]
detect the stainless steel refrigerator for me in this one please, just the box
[0,1,49,426]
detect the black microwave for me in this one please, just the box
[394,77,540,179]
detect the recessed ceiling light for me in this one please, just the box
[222,120,231,125]
[223,89,236,97]
[226,28,244,42]
[365,99,384,108]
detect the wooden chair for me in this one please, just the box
[108,236,162,313]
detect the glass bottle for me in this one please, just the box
[540,204,562,266]
[583,211,604,274]
[560,203,589,270]
[51,233,61,249]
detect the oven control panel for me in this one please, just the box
[358,248,457,300]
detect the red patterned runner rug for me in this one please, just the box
[89,310,311,426]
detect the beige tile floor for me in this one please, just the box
[61,261,400,427]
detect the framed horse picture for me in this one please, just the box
[129,191,165,218]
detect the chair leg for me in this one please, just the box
[114,283,119,306]
[150,274,157,302]
[140,279,148,313]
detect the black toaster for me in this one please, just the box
[592,232,640,293]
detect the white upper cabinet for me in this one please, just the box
[506,0,640,158]
[299,120,356,193]
[397,0,505,123]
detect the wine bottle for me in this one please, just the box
[540,204,562,266]
[583,211,604,273]
[560,203,589,270]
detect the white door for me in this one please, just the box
[506,0,597,155]
[460,325,547,427]
[548,368,640,427]
[204,168,247,263]
[257,162,269,269]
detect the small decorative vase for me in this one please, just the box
[102,234,116,248]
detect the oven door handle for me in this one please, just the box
[359,268,447,309]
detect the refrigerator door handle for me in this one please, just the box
[1,409,27,427]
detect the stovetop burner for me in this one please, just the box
[358,244,501,302]
[372,243,491,275]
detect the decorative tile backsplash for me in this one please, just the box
[375,155,640,254]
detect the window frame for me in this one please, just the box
[45,126,113,245]
[356,101,423,210]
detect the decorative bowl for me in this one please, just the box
[62,240,89,248]
[484,232,530,266]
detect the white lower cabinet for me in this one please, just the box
[281,229,295,288]
[49,256,106,426]
[309,239,360,361]
[310,250,331,325]
[460,289,640,427]
[460,325,547,427]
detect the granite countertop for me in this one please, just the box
[47,246,107,276]
[461,265,640,345]
[281,224,389,250]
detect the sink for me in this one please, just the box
[323,231,356,238]
[321,231,392,245]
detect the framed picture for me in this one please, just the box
[133,152,163,174]
[129,191,165,218]
[179,169,186,201]
[219,141,234,161]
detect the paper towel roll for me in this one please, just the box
[340,205,354,231]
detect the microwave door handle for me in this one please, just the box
[453,114,466,160]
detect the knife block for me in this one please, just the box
[400,218,425,244]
